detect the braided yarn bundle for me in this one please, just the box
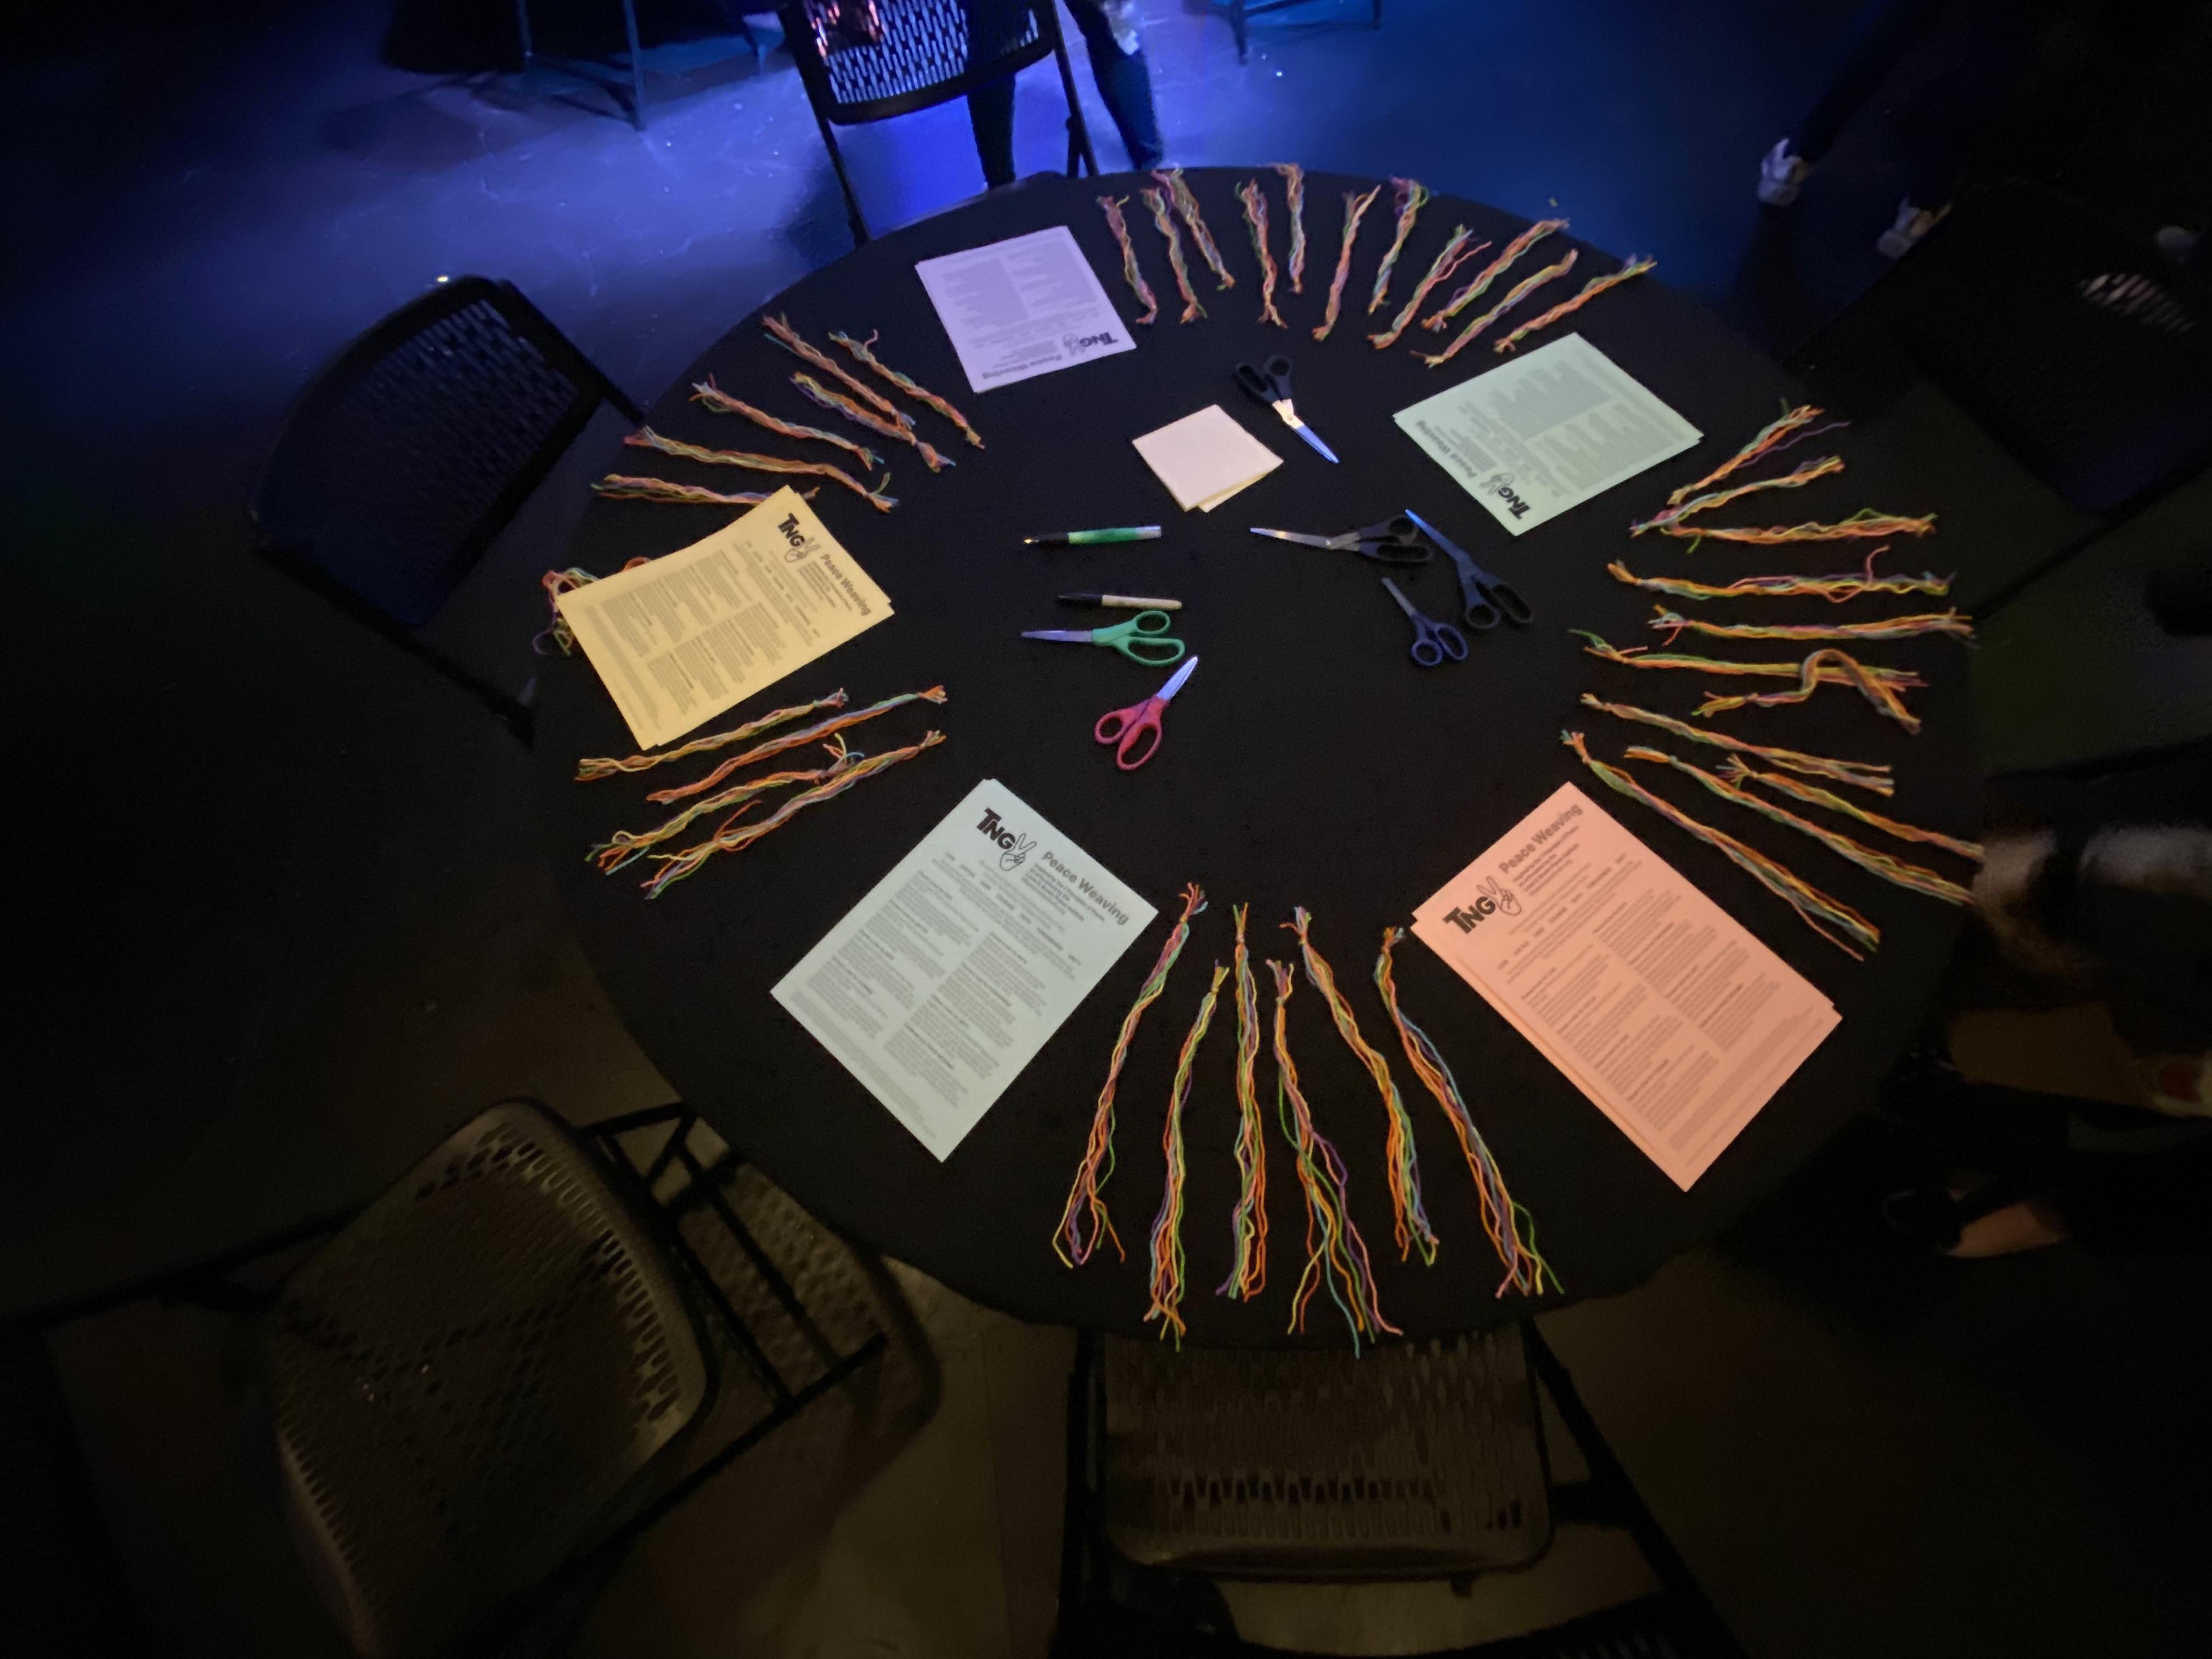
[1271,163,1307,291]
[640,731,944,898]
[1236,179,1286,327]
[1423,217,1567,330]
[1688,646,1925,731]
[641,688,949,802]
[1606,557,1953,605]
[827,330,985,449]
[575,689,848,780]
[689,377,882,470]
[590,475,787,509]
[1369,226,1484,349]
[1374,929,1556,1297]
[1367,176,1431,314]
[1268,962,1396,1348]
[1577,694,1893,795]
[590,741,864,872]
[1717,758,1983,861]
[1216,906,1268,1303]
[1658,509,1937,545]
[792,373,952,472]
[1313,184,1381,341]
[1564,732,1881,958]
[1146,964,1229,1347]
[1141,187,1206,323]
[1054,884,1206,1268]
[1494,256,1656,353]
[1417,250,1578,366]
[622,428,894,511]
[1665,405,1835,506]
[1627,456,1846,536]
[1098,195,1160,325]
[1648,607,1976,645]
[761,313,909,425]
[1288,909,1436,1266]
[1155,168,1235,289]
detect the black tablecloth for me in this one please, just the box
[537,170,1976,1345]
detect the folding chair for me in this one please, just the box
[776,0,1099,245]
[1055,1321,1745,1657]
[511,0,762,132]
[250,277,642,744]
[1218,0,1381,65]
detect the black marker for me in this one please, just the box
[1058,592,1182,612]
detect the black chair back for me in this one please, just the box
[777,1,1097,242]
[250,276,641,738]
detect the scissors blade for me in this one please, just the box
[1286,416,1340,465]
[1401,509,1470,564]
[1249,528,1337,548]
[1153,656,1199,701]
[1021,629,1094,643]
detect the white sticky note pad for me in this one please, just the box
[1131,405,1283,512]
[772,780,1158,1161]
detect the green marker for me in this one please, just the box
[1022,526,1163,546]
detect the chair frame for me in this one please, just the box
[512,0,761,131]
[775,1,1100,245]
[18,1098,888,1658]
[249,276,644,746]
[1053,1319,1745,1656]
[1218,0,1381,64]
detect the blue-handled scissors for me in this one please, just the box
[1022,608,1187,665]
[1096,656,1199,770]
[1381,577,1468,668]
[1248,514,1431,565]
[1402,509,1533,631]
[1233,354,1340,464]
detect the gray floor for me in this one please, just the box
[8,1,2212,1654]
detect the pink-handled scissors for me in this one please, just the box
[1094,656,1198,771]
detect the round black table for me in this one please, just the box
[538,169,1976,1345]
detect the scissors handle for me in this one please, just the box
[1410,618,1469,667]
[1094,698,1167,769]
[1233,362,1278,404]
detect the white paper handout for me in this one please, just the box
[1393,334,1701,535]
[915,225,1138,394]
[1412,782,1838,1190]
[553,487,891,751]
[772,780,1158,1160]
[1131,405,1283,512]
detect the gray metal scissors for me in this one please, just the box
[1248,514,1431,565]
[1233,355,1340,464]
[1403,509,1533,631]
[1381,577,1468,668]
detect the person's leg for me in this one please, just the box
[1063,0,1163,171]
[1760,0,1957,203]
[967,76,1019,188]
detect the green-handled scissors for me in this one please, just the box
[1021,609,1186,665]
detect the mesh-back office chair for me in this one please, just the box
[1056,1322,1745,1658]
[1790,181,2212,619]
[250,276,644,744]
[1219,0,1380,65]
[777,0,1099,245]
[26,1099,925,1658]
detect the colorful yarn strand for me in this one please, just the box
[1054,884,1206,1269]
[1367,176,1431,314]
[1271,163,1307,291]
[574,689,848,781]
[1374,929,1557,1298]
[1154,168,1235,290]
[1099,195,1160,325]
[1288,908,1437,1266]
[1269,961,1397,1348]
[1313,184,1381,341]
[1146,963,1229,1348]
[689,376,882,470]
[1625,747,1974,907]
[539,557,650,654]
[792,373,953,473]
[1689,646,1926,732]
[642,687,949,803]
[622,428,895,511]
[1141,187,1205,323]
[591,475,803,510]
[1369,225,1485,350]
[1563,732,1881,959]
[1661,507,1938,546]
[1216,905,1268,1303]
[1416,250,1578,366]
[1717,757,1983,862]
[1494,255,1656,353]
[1577,693,1893,795]
[1606,555,1953,606]
[590,740,864,872]
[1423,217,1568,330]
[1664,404,1830,507]
[828,330,985,449]
[760,313,906,423]
[641,731,944,898]
[1628,456,1847,536]
[1649,606,1976,646]
[1236,179,1286,328]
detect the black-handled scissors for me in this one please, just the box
[1232,355,1340,463]
[1248,514,1430,565]
[1381,577,1468,668]
[1402,509,1533,631]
